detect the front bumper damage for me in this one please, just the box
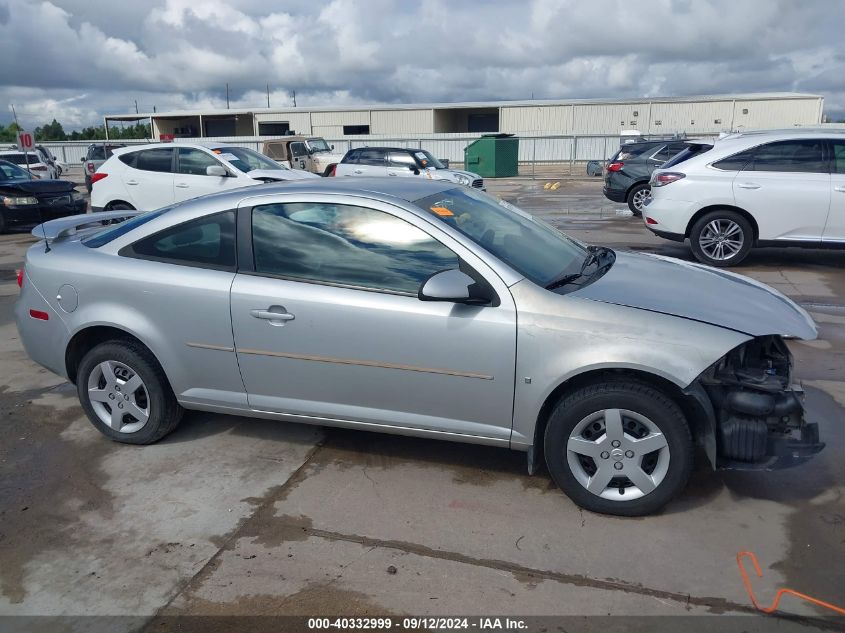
[692,336,824,471]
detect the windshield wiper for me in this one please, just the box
[545,246,614,291]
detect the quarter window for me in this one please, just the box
[123,211,236,269]
[251,203,459,294]
[831,141,845,174]
[134,148,174,173]
[746,140,827,173]
[177,148,222,175]
[712,149,755,171]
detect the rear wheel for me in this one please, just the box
[106,202,135,211]
[689,210,753,267]
[626,183,650,216]
[544,381,693,516]
[77,341,182,444]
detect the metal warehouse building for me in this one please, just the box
[105,92,823,140]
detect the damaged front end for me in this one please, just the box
[694,336,824,470]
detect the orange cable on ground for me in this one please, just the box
[737,551,845,616]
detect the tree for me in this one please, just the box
[0,122,23,143]
[34,119,67,141]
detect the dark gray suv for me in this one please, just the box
[603,140,688,214]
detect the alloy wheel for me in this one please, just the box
[566,408,670,501]
[631,187,650,211]
[86,360,150,433]
[698,219,744,261]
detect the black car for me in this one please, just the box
[602,140,689,214]
[0,160,87,233]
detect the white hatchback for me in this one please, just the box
[91,142,318,212]
[644,130,845,266]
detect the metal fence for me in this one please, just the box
[39,133,697,178]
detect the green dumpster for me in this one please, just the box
[463,133,519,178]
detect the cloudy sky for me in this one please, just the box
[0,0,843,130]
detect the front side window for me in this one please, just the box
[746,140,827,173]
[251,203,459,294]
[388,151,417,168]
[122,211,236,269]
[289,142,308,158]
[414,187,587,288]
[135,148,174,173]
[178,148,222,175]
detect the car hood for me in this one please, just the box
[437,169,481,181]
[311,153,345,164]
[571,251,817,339]
[0,179,76,194]
[247,169,320,181]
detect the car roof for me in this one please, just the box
[0,150,43,161]
[347,147,420,154]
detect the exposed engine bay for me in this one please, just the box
[697,336,824,469]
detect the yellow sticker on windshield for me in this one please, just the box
[430,206,454,217]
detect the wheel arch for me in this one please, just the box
[104,200,136,211]
[624,180,651,201]
[529,367,712,473]
[685,205,759,241]
[66,325,154,385]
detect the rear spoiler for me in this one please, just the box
[33,210,142,241]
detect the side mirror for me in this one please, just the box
[206,165,228,177]
[408,165,420,174]
[418,269,493,306]
[80,157,85,162]
[331,144,335,150]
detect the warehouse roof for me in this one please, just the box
[105,92,823,121]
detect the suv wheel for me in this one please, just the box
[77,341,183,444]
[544,381,693,516]
[690,210,753,267]
[627,183,650,216]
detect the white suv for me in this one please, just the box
[644,130,845,266]
[91,142,318,212]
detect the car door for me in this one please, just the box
[174,147,236,202]
[126,148,176,210]
[230,193,517,441]
[387,151,421,177]
[289,142,312,171]
[732,139,830,241]
[348,149,387,176]
[823,140,845,243]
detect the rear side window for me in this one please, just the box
[342,149,360,164]
[121,211,236,270]
[833,141,845,174]
[712,148,755,171]
[134,148,174,173]
[357,149,385,166]
[746,140,827,173]
[250,202,458,294]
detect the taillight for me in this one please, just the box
[86,162,96,174]
[330,165,337,177]
[652,172,685,187]
[607,162,624,172]
[16,269,23,288]
[91,173,108,185]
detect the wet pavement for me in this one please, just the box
[0,179,843,630]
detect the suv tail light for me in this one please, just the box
[607,162,624,172]
[330,164,337,177]
[86,162,96,174]
[651,172,686,187]
[16,268,23,288]
[90,173,108,185]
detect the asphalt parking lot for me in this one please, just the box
[0,177,843,630]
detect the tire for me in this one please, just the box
[626,183,650,216]
[76,340,183,445]
[544,381,693,516]
[689,209,753,267]
[85,176,92,194]
[0,212,6,234]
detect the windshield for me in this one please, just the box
[414,188,587,287]
[307,139,331,153]
[417,150,446,170]
[212,146,289,173]
[0,160,31,180]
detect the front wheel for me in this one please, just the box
[544,381,693,516]
[626,183,650,216]
[77,341,183,444]
[689,210,753,267]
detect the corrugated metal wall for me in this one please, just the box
[371,109,433,134]
[254,111,313,134]
[500,106,574,134]
[646,101,735,134]
[732,99,822,130]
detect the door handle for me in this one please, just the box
[175,182,189,188]
[387,172,398,176]
[250,308,295,325]
[835,186,845,193]
[125,179,139,185]
[353,169,363,174]
[737,183,761,190]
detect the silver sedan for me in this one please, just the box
[15,179,824,516]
